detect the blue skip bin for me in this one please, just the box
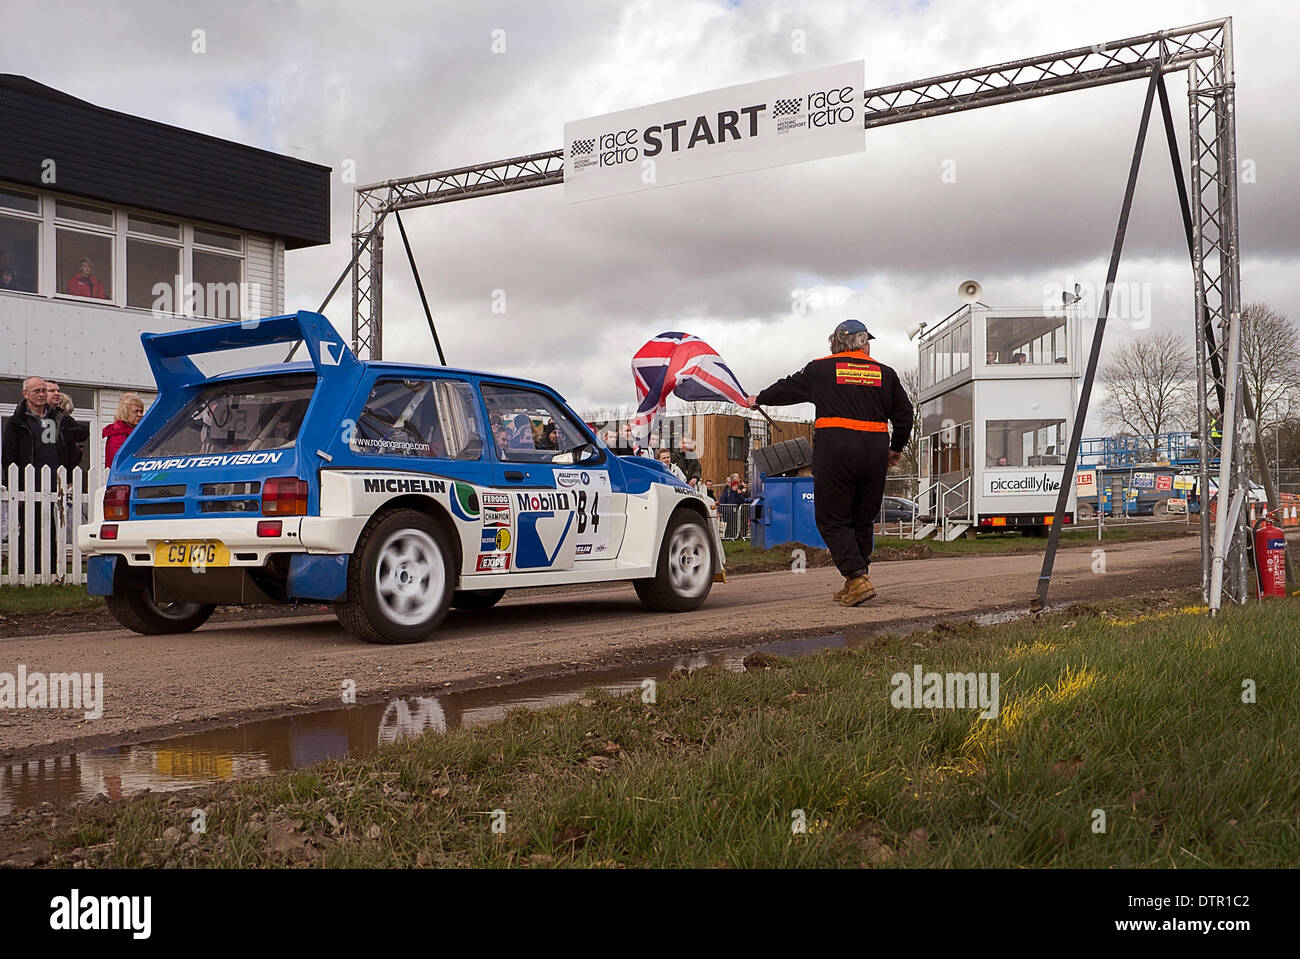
[749,475,826,552]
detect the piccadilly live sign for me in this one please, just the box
[563,61,865,202]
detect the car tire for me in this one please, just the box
[633,509,714,612]
[104,588,215,635]
[451,588,506,610]
[1153,500,1172,519]
[334,509,455,644]
[1077,502,1095,520]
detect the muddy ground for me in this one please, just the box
[0,535,1205,763]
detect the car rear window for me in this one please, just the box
[138,374,316,457]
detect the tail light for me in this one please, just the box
[104,485,131,521]
[262,477,309,516]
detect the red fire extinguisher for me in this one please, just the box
[1253,512,1288,599]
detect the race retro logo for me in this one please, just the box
[481,527,511,552]
[835,362,881,386]
[476,553,510,572]
[770,83,857,134]
[571,130,638,173]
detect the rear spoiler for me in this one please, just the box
[140,311,358,392]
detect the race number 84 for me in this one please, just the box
[574,490,600,534]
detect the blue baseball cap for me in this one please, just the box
[833,318,874,339]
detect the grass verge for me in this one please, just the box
[5,589,1297,868]
[0,583,102,616]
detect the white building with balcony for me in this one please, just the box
[915,301,1082,537]
[0,74,330,471]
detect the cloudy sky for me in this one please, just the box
[9,0,1298,430]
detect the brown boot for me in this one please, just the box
[832,577,854,603]
[837,574,877,607]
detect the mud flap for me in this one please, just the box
[710,512,727,582]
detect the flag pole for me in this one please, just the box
[752,404,782,435]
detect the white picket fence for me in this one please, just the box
[1,464,106,587]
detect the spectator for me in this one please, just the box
[104,392,145,468]
[676,437,702,483]
[45,380,90,468]
[1012,352,1027,365]
[507,413,534,449]
[719,477,744,538]
[67,257,107,299]
[537,420,560,451]
[688,476,700,492]
[657,448,687,482]
[2,376,74,573]
[996,456,1008,466]
[986,351,998,364]
[0,266,16,290]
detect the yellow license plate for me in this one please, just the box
[154,541,230,568]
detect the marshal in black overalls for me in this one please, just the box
[756,350,914,578]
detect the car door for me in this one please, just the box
[479,382,626,571]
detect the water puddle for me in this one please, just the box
[1,605,1036,814]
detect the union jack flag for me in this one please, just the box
[631,332,749,448]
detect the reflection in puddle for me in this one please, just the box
[1,607,1033,814]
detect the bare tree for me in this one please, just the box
[897,367,923,481]
[1098,329,1195,438]
[1239,302,1300,431]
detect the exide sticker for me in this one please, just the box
[476,553,510,572]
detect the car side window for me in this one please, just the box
[352,378,484,460]
[481,384,598,464]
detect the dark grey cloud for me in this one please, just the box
[5,0,1296,420]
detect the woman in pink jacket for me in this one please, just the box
[103,393,144,468]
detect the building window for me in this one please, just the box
[194,226,242,252]
[727,435,746,460]
[55,199,114,229]
[193,227,244,319]
[0,182,256,312]
[0,193,40,294]
[127,215,182,311]
[56,229,112,300]
[986,315,1068,365]
[986,418,1066,467]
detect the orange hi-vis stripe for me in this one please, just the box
[814,417,889,432]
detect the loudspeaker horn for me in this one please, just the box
[958,279,983,304]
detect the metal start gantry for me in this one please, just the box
[341,18,1257,614]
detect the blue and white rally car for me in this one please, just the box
[78,312,724,644]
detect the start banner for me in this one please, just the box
[563,60,865,203]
